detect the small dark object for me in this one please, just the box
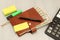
[19,17,41,22]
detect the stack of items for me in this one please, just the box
[2,5,22,19]
[2,5,51,36]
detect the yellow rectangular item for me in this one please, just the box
[13,22,29,32]
[2,5,17,16]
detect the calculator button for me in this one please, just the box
[52,32,55,35]
[51,25,54,27]
[54,20,57,22]
[47,30,51,33]
[56,34,59,37]
[54,30,57,32]
[53,22,56,24]
[59,29,60,31]
[57,24,60,27]
[49,27,53,30]
[55,27,58,29]
[57,32,60,34]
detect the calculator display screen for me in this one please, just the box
[57,11,60,18]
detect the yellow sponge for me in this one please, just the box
[2,5,17,16]
[13,22,29,32]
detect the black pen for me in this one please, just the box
[19,17,41,22]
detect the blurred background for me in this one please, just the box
[0,0,60,40]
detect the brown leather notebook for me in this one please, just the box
[9,8,44,36]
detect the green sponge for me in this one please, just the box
[11,10,22,16]
[7,10,22,20]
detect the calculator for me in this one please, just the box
[45,8,60,40]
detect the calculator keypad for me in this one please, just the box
[45,9,60,40]
[45,17,60,40]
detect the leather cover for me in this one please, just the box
[9,8,44,36]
